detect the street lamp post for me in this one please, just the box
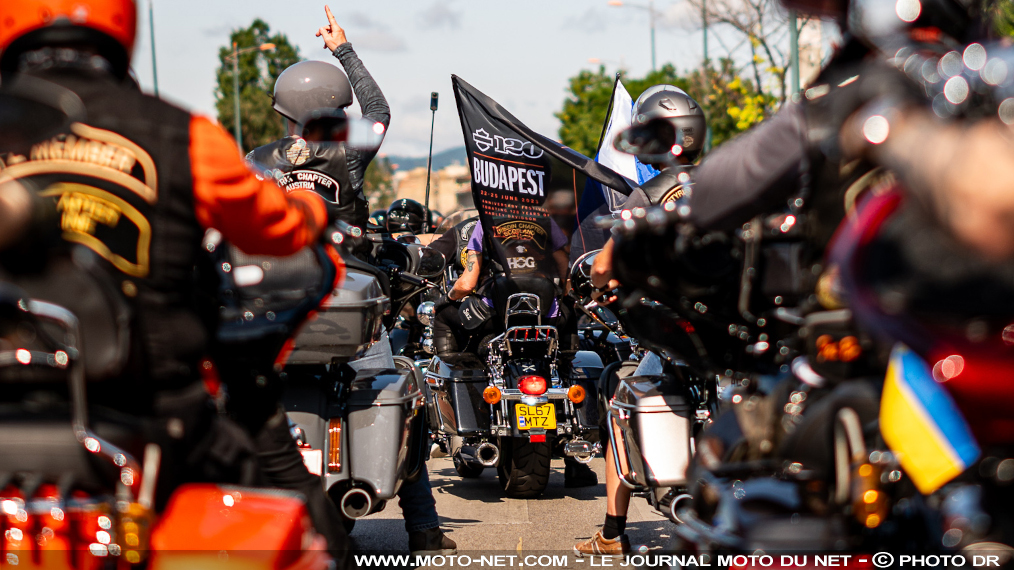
[608,0,657,72]
[226,42,276,150]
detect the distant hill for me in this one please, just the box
[384,146,467,172]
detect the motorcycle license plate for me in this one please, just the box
[515,403,556,430]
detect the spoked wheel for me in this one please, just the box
[496,436,551,498]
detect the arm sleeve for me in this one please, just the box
[190,116,328,256]
[688,103,808,230]
[333,42,390,129]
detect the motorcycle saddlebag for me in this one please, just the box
[424,353,490,436]
[288,268,389,365]
[346,368,424,500]
[150,484,328,569]
[608,374,692,488]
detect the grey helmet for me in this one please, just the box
[632,87,706,162]
[272,60,353,126]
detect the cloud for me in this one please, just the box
[344,11,381,30]
[417,3,461,30]
[562,7,609,32]
[658,3,701,30]
[353,30,407,52]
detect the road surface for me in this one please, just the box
[349,455,676,563]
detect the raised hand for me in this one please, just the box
[316,5,347,51]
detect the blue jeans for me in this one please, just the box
[348,332,441,532]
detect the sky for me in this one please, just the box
[128,0,734,158]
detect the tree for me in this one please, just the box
[214,20,300,152]
[685,0,804,104]
[555,60,772,159]
[363,156,396,210]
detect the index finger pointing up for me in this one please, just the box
[325,5,338,28]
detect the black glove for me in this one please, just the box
[433,292,454,314]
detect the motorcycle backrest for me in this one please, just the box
[485,275,556,328]
[0,252,131,383]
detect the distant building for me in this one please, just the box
[391,164,474,215]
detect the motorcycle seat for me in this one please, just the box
[484,275,556,322]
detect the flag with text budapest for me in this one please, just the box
[451,75,633,278]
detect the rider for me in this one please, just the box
[387,198,427,235]
[248,9,455,555]
[574,87,706,556]
[0,0,348,563]
[248,6,386,237]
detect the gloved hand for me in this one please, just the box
[433,292,455,314]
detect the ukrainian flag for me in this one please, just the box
[880,344,980,494]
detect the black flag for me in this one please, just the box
[451,75,633,278]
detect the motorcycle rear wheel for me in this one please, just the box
[496,436,551,498]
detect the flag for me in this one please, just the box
[880,344,980,494]
[570,77,660,262]
[451,75,633,278]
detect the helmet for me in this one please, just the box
[272,60,353,126]
[0,0,137,78]
[386,199,426,234]
[369,209,388,230]
[632,87,707,163]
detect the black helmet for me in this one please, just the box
[369,209,388,230]
[631,87,706,163]
[272,60,353,126]
[387,199,426,234]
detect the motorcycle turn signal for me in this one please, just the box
[567,385,586,404]
[483,386,502,405]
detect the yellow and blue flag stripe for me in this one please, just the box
[880,344,980,494]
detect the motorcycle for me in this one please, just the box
[423,265,602,498]
[230,226,446,533]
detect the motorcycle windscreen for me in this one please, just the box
[452,75,635,280]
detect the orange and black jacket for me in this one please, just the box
[0,65,328,386]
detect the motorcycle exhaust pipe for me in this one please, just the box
[668,493,693,524]
[340,487,375,520]
[564,440,595,464]
[476,442,500,467]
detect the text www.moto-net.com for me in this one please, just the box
[354,553,1008,568]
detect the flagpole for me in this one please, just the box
[424,92,438,228]
[149,0,159,97]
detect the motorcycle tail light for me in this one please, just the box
[567,385,586,404]
[483,386,502,405]
[519,376,547,396]
[328,418,341,473]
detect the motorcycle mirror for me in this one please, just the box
[0,76,85,152]
[571,249,601,282]
[417,247,447,279]
[613,119,682,166]
[301,116,386,151]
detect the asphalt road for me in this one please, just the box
[348,455,676,562]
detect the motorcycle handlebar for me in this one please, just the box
[395,270,434,288]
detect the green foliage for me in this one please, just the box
[555,60,774,159]
[986,0,1014,36]
[214,19,301,152]
[364,156,396,210]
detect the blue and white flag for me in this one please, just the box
[571,77,660,261]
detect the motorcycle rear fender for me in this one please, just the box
[150,484,328,567]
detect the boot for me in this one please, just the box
[564,456,598,488]
[408,527,457,556]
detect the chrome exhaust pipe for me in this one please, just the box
[477,442,500,467]
[340,487,374,520]
[564,440,595,464]
[669,493,693,524]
